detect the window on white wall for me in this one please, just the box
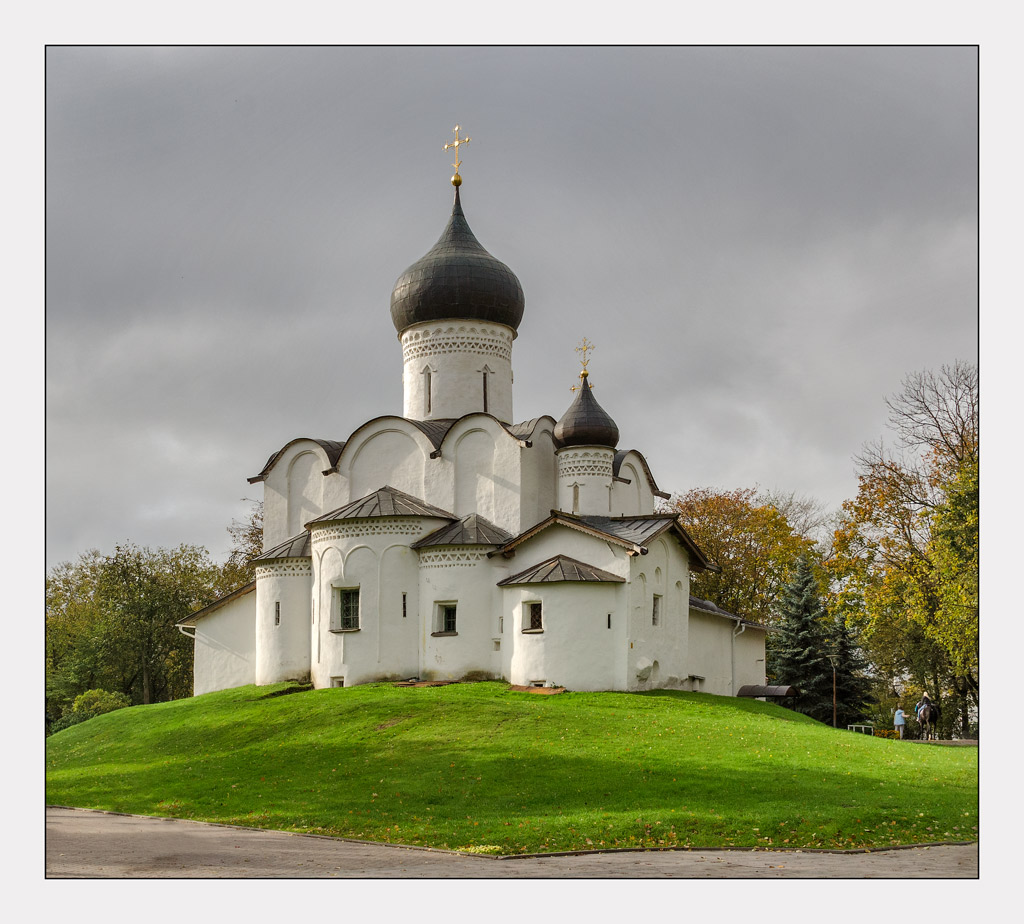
[652,594,662,626]
[433,602,458,635]
[275,601,281,626]
[523,601,543,632]
[331,588,360,631]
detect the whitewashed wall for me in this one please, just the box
[309,516,441,688]
[261,440,333,550]
[191,589,257,695]
[418,548,506,681]
[401,321,515,423]
[254,560,312,685]
[505,582,627,691]
[627,536,690,690]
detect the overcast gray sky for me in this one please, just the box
[45,46,978,569]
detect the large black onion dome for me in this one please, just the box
[390,186,525,335]
[553,374,620,449]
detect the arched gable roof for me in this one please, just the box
[247,438,346,484]
[612,449,670,500]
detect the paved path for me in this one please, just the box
[46,807,978,879]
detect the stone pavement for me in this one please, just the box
[45,807,978,879]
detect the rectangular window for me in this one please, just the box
[331,588,360,631]
[607,613,612,629]
[432,602,458,635]
[331,676,345,688]
[652,595,662,626]
[402,592,407,618]
[529,602,543,630]
[275,601,281,626]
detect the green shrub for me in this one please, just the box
[72,689,132,718]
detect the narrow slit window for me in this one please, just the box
[572,483,580,514]
[424,368,432,415]
[402,592,407,618]
[652,594,662,626]
[275,601,281,626]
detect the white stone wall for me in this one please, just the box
[309,517,441,688]
[191,589,257,695]
[418,548,506,681]
[627,537,690,690]
[505,582,627,691]
[686,610,738,695]
[254,560,312,685]
[261,440,333,550]
[519,423,558,528]
[556,446,615,516]
[610,451,657,517]
[401,321,515,423]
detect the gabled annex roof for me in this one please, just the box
[497,555,626,586]
[689,595,766,630]
[308,485,456,525]
[176,581,256,627]
[254,532,311,561]
[247,438,346,484]
[411,513,513,549]
[491,511,716,571]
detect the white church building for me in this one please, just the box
[178,149,767,697]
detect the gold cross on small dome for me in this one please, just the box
[571,338,595,391]
[444,125,471,186]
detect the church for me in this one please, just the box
[178,130,767,697]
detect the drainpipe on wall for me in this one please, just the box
[730,617,746,696]
[177,625,196,639]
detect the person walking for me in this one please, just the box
[894,705,910,739]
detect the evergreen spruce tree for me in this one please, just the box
[771,554,835,724]
[828,614,875,728]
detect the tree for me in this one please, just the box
[771,554,835,724]
[46,543,219,721]
[828,613,875,728]
[216,499,264,595]
[829,361,978,735]
[97,543,219,704]
[671,487,817,626]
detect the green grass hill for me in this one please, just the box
[46,682,977,854]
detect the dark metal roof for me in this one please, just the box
[411,513,513,549]
[737,684,799,698]
[613,449,670,500]
[254,532,311,561]
[308,485,456,525]
[552,378,620,449]
[497,554,626,586]
[689,595,765,629]
[248,438,346,484]
[390,186,525,335]
[176,581,256,626]
[491,511,714,571]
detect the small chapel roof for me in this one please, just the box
[689,595,767,630]
[411,513,513,548]
[497,554,626,586]
[308,485,455,525]
[254,532,311,560]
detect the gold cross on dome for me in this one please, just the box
[444,125,471,175]
[571,338,595,391]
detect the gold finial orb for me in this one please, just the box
[452,173,462,187]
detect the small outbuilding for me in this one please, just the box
[736,684,800,699]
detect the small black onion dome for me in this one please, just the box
[390,186,525,335]
[553,374,620,449]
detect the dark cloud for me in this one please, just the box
[46,47,978,568]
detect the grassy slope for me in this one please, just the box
[46,682,978,854]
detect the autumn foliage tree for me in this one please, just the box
[830,361,978,735]
[671,487,817,626]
